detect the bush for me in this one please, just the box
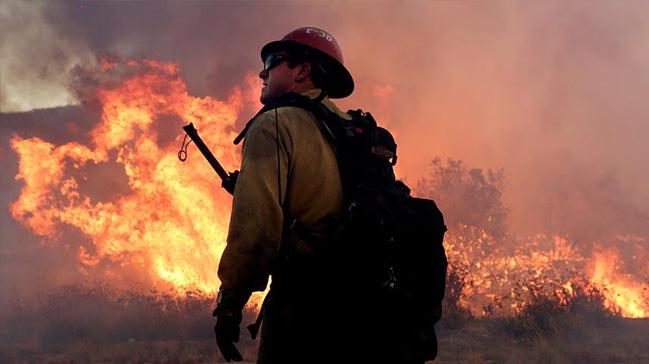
[417,157,508,241]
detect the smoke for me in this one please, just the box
[1,1,648,300]
[330,2,649,241]
[0,1,95,112]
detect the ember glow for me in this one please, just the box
[9,59,649,318]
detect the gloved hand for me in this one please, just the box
[212,288,249,362]
[214,310,243,361]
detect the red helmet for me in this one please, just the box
[261,27,354,98]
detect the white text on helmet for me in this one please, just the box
[305,28,333,42]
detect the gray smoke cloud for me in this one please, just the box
[0,0,96,112]
[1,1,648,300]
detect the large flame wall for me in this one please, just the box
[11,60,242,295]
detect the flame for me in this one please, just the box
[11,59,245,296]
[588,246,648,318]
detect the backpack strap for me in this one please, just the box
[233,92,326,145]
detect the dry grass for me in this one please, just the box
[434,286,649,364]
[1,283,648,364]
[434,314,649,364]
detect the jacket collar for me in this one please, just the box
[300,89,352,121]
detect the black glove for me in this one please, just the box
[214,311,243,361]
[213,288,249,362]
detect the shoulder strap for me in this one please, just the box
[233,92,326,145]
[303,99,340,150]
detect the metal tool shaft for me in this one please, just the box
[182,123,230,183]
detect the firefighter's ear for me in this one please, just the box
[294,63,312,82]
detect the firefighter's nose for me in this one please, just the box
[259,68,268,80]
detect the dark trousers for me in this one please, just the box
[256,261,427,364]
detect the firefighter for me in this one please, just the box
[213,27,356,363]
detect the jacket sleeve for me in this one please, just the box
[217,110,291,296]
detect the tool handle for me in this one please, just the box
[182,123,230,182]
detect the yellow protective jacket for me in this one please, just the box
[217,89,351,295]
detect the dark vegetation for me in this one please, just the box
[1,281,647,364]
[417,157,508,242]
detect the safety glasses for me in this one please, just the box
[263,53,289,71]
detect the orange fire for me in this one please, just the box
[9,59,648,318]
[588,245,648,318]
[11,59,244,296]
[444,228,649,318]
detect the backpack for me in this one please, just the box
[237,93,448,360]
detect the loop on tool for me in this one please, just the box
[178,133,193,161]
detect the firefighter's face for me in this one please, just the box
[258,52,310,105]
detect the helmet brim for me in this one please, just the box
[261,40,354,99]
